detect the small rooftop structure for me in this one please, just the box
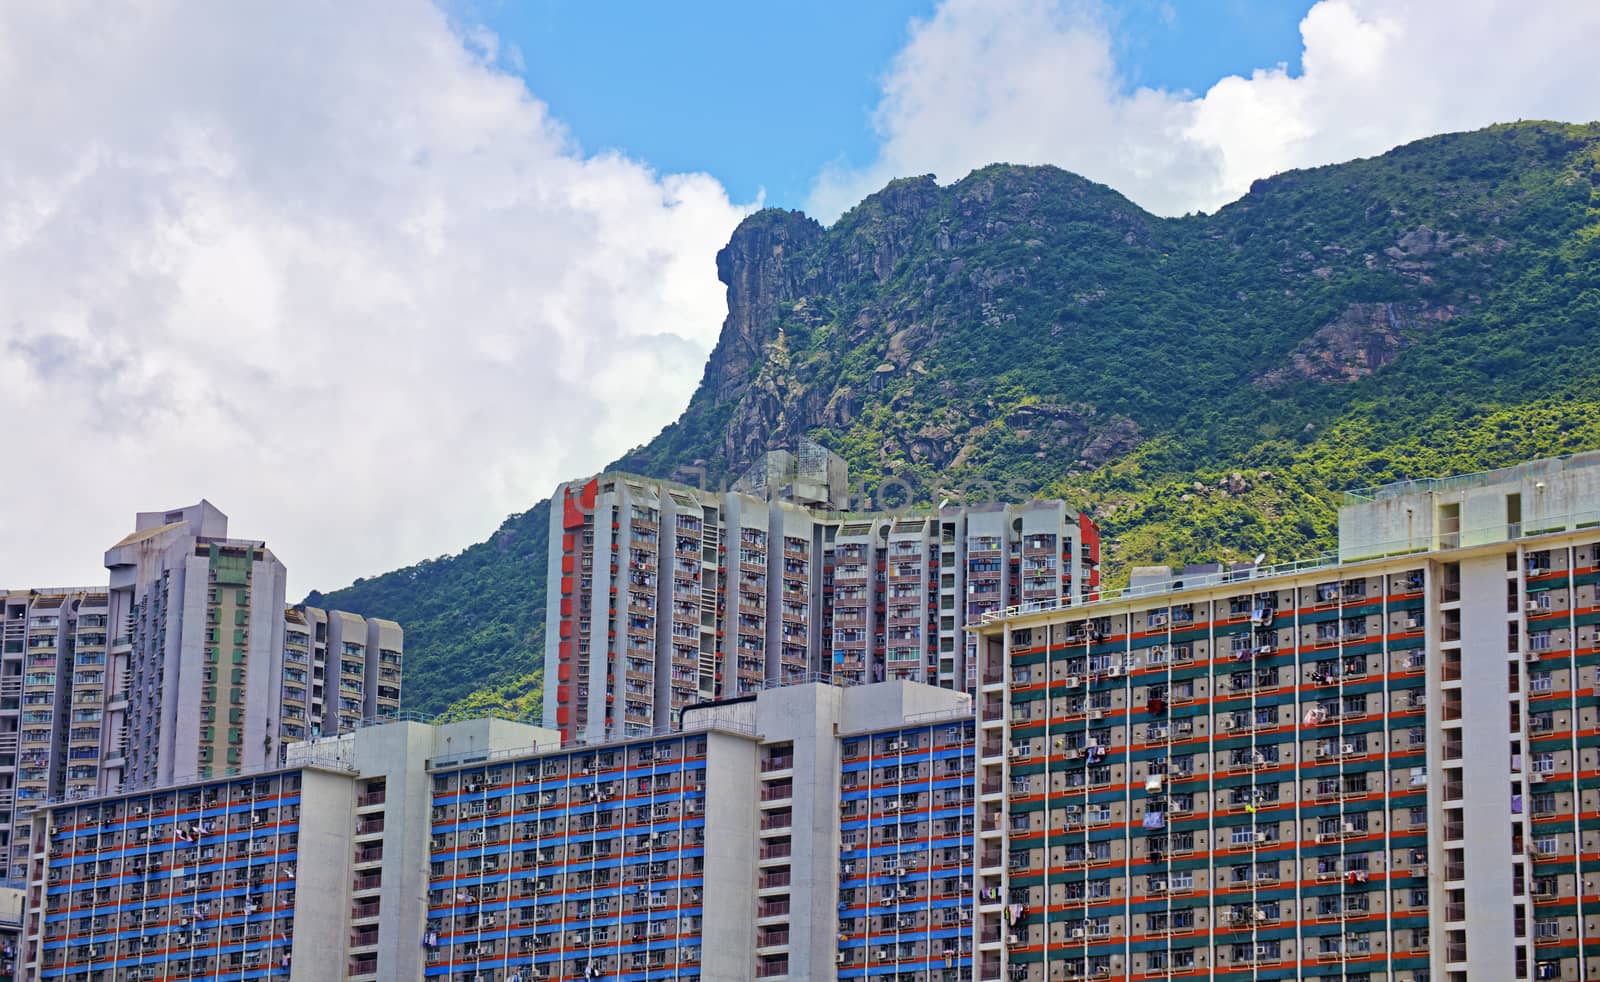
[731,438,850,509]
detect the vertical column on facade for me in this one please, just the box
[1563,543,1593,981]
[1380,578,1396,982]
[1245,589,1266,980]
[1155,606,1177,980]
[1562,544,1586,981]
[1516,541,1538,981]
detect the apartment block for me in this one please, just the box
[970,452,1600,982]
[104,502,290,792]
[19,680,967,981]
[2,587,111,875]
[0,505,401,879]
[24,716,555,982]
[835,713,977,979]
[279,607,402,753]
[98,501,400,787]
[545,448,1097,743]
[426,680,972,982]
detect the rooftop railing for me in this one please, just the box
[1343,450,1600,504]
[980,505,1600,627]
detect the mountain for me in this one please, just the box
[314,121,1600,716]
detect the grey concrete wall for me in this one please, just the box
[167,551,209,785]
[363,616,403,715]
[1440,553,1513,977]
[542,482,569,731]
[759,684,839,980]
[699,730,759,981]
[246,553,287,774]
[588,495,616,741]
[290,768,359,981]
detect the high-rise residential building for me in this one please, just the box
[544,448,1098,743]
[2,587,111,878]
[968,452,1600,982]
[427,681,974,982]
[21,680,969,982]
[29,450,1600,982]
[104,502,290,792]
[279,606,402,753]
[24,715,557,982]
[0,504,401,878]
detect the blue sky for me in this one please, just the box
[469,0,1310,206]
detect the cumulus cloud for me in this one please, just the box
[0,2,750,592]
[810,0,1600,220]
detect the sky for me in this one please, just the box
[469,0,1311,206]
[3,0,1599,597]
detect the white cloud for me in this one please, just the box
[810,0,1600,221]
[0,1,751,594]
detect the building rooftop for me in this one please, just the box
[1342,448,1600,503]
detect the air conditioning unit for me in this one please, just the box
[1064,676,1081,689]
[1531,771,1546,783]
[1151,880,1167,893]
[1220,719,1237,731]
[1341,743,1357,755]
[1089,710,1105,721]
[876,948,891,961]
[1342,821,1357,834]
[893,867,908,877]
[1254,831,1268,843]
[836,952,847,965]
[1071,928,1085,939]
[1526,599,1543,612]
[1007,933,1020,945]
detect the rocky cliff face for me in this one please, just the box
[706,209,822,401]
[1257,301,1458,387]
[327,121,1600,716]
[628,125,1593,498]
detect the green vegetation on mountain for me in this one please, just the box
[304,501,549,716]
[314,121,1600,716]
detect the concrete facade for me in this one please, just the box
[0,505,402,882]
[23,717,557,981]
[426,680,973,982]
[973,452,1600,982]
[545,454,1098,744]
